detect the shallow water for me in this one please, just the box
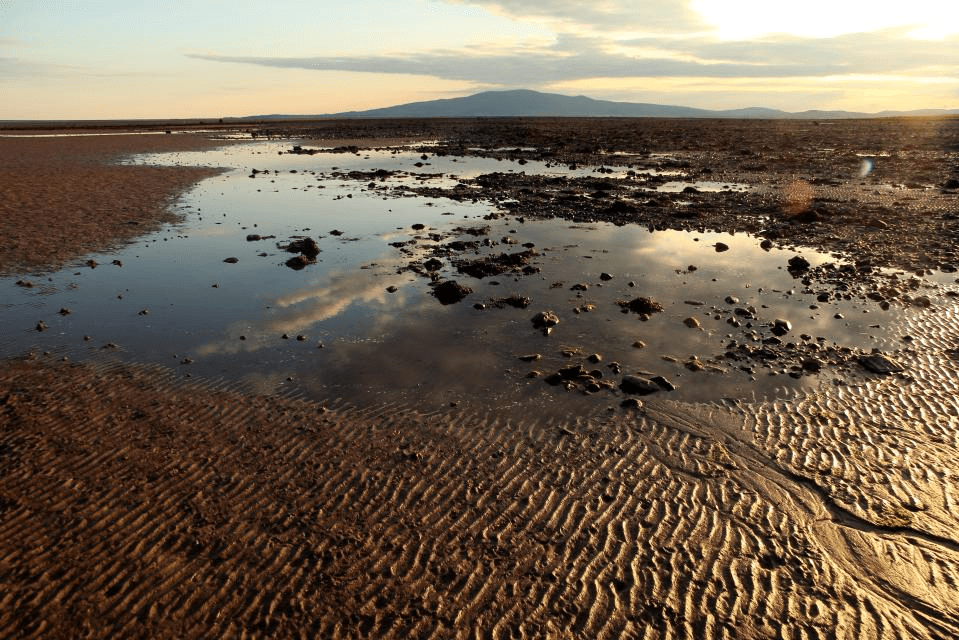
[0,142,927,417]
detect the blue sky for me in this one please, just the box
[2,0,958,119]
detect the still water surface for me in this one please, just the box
[0,142,906,417]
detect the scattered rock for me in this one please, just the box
[650,375,676,391]
[58,308,72,316]
[285,237,320,258]
[858,354,905,374]
[423,258,444,271]
[112,259,123,267]
[771,319,792,336]
[491,294,531,309]
[285,254,316,270]
[787,256,811,272]
[456,249,538,279]
[620,398,644,410]
[683,317,701,328]
[531,310,560,330]
[35,321,48,332]
[432,280,473,305]
[620,375,660,395]
[86,259,97,269]
[715,242,730,252]
[599,272,614,281]
[558,364,587,379]
[619,297,664,315]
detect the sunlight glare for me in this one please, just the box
[692,0,959,39]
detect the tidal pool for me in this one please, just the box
[0,142,925,418]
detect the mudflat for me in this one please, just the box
[0,132,226,274]
[2,118,959,638]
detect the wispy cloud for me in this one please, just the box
[186,28,959,86]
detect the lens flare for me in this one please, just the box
[859,158,874,177]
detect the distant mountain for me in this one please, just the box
[246,89,959,120]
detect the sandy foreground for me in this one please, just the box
[2,125,959,638]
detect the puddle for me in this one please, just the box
[1,143,918,418]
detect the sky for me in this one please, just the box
[2,0,958,119]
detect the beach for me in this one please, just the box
[2,119,959,638]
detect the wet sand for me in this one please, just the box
[0,133,227,275]
[2,121,959,638]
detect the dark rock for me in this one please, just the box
[715,242,730,252]
[531,310,560,329]
[771,319,792,336]
[285,254,316,270]
[619,297,664,314]
[650,375,676,391]
[223,257,239,264]
[558,364,587,379]
[286,237,320,258]
[944,178,959,189]
[599,272,614,281]
[491,294,531,309]
[423,258,444,271]
[112,259,123,267]
[801,358,822,372]
[36,321,47,332]
[329,230,344,236]
[760,239,774,250]
[518,354,542,362]
[432,280,473,305]
[411,223,426,230]
[620,398,644,410]
[386,285,398,293]
[246,234,262,241]
[58,308,72,316]
[787,256,811,272]
[456,249,537,279]
[858,354,905,374]
[620,375,660,395]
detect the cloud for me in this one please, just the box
[448,0,708,33]
[186,27,959,87]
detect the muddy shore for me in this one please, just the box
[2,119,959,638]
